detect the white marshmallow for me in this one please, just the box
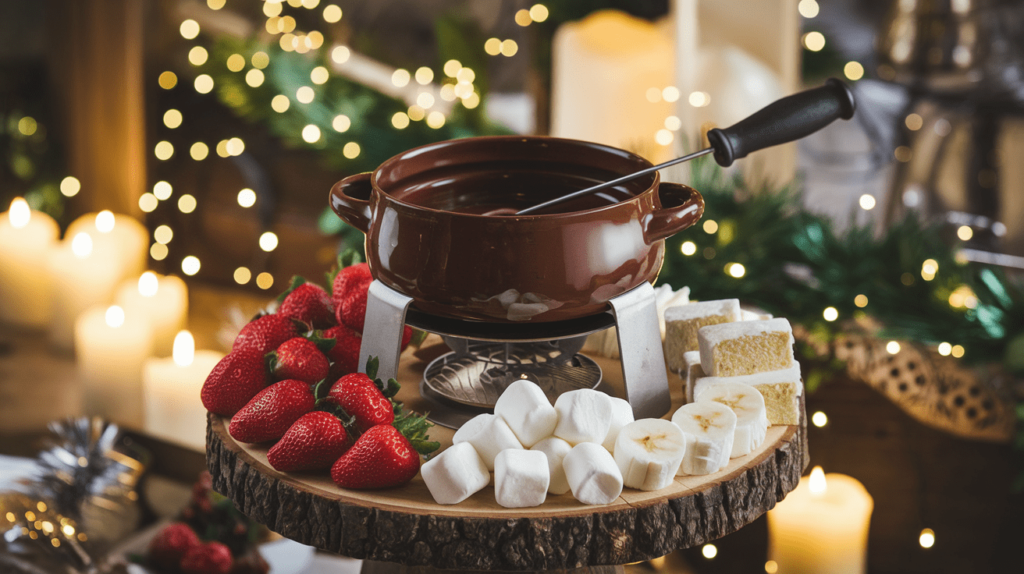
[420,442,491,505]
[553,389,613,445]
[494,379,558,447]
[601,397,635,452]
[531,436,573,495]
[563,442,623,505]
[452,413,522,470]
[494,449,550,508]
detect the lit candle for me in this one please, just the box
[48,232,123,350]
[74,305,154,428]
[143,331,224,451]
[0,198,60,328]
[65,211,148,282]
[767,466,874,574]
[116,272,188,357]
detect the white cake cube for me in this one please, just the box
[663,299,740,371]
[421,442,491,505]
[563,442,623,505]
[683,350,705,404]
[698,318,794,377]
[494,379,558,448]
[494,449,550,508]
[452,413,522,470]
[601,397,635,452]
[531,436,573,495]
[553,389,613,445]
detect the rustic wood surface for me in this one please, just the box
[207,339,806,570]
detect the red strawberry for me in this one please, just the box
[233,314,302,355]
[280,281,335,329]
[229,380,315,443]
[201,349,269,417]
[331,263,372,308]
[267,411,350,472]
[267,337,330,384]
[401,325,413,349]
[336,285,369,333]
[148,522,199,568]
[326,372,394,432]
[181,541,233,574]
[330,425,420,489]
[322,325,361,379]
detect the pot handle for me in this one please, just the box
[329,172,373,234]
[644,182,705,243]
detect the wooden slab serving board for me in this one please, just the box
[207,337,807,570]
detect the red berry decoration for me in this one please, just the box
[148,522,199,569]
[201,349,269,417]
[267,337,330,384]
[322,325,361,379]
[268,411,350,472]
[279,280,335,329]
[330,425,421,489]
[233,314,303,355]
[229,380,315,443]
[181,541,233,574]
[327,372,394,432]
[331,263,372,312]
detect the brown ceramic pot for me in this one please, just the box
[329,136,704,323]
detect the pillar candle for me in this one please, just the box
[74,305,154,428]
[143,331,223,451]
[767,466,874,574]
[116,272,188,357]
[0,198,60,328]
[66,211,148,281]
[48,232,124,350]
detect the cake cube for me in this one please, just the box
[697,318,794,377]
[740,308,773,321]
[693,365,803,425]
[683,350,705,404]
[663,299,740,371]
[421,442,491,505]
[494,449,549,508]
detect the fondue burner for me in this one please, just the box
[359,280,671,423]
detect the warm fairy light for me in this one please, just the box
[138,272,159,297]
[844,61,865,81]
[245,69,264,88]
[271,95,290,113]
[665,116,682,131]
[484,38,501,56]
[655,129,674,146]
[500,39,519,57]
[154,181,173,200]
[279,33,296,51]
[252,51,270,69]
[180,19,200,39]
[921,258,938,280]
[886,341,901,354]
[343,142,361,158]
[163,109,183,129]
[95,211,115,233]
[408,105,426,121]
[302,124,321,143]
[311,66,330,84]
[515,9,532,26]
[155,141,174,160]
[71,233,93,258]
[8,198,30,229]
[158,71,178,90]
[415,67,434,85]
[188,46,208,66]
[702,544,717,559]
[529,4,549,21]
[454,82,473,99]
[444,59,462,77]
[859,194,876,210]
[392,112,410,129]
[227,137,245,156]
[195,74,215,93]
[919,528,935,549]
[727,263,746,278]
[456,68,476,83]
[417,92,435,108]
[154,225,173,245]
[854,294,868,307]
[181,256,201,276]
[259,231,279,251]
[263,1,283,17]
[802,31,825,52]
[392,69,411,87]
[895,146,913,162]
[139,193,158,213]
[333,115,351,132]
[18,117,38,136]
[662,86,680,102]
[172,330,195,367]
[296,86,315,103]
[60,176,81,197]
[905,113,923,131]
[215,140,230,157]
[462,93,480,109]
[61,524,75,536]
[956,225,973,241]
[808,466,827,495]
[938,342,952,356]
[689,91,711,107]
[646,87,662,103]
[150,243,168,261]
[797,0,819,18]
[331,46,350,64]
[302,0,321,8]
[105,306,125,328]
[237,188,256,208]
[226,54,245,72]
[178,195,197,214]
[256,272,274,289]
[951,345,965,358]
[680,241,696,256]
[948,285,976,308]
[703,219,718,234]
[323,4,342,22]
[823,306,838,321]
[765,561,779,574]
[307,31,325,49]
[190,142,209,160]
[233,267,252,284]
[812,411,828,427]
[426,111,446,129]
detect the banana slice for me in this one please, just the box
[670,402,737,475]
[613,419,687,491]
[696,381,769,458]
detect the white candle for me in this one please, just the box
[767,466,874,574]
[0,198,60,328]
[74,305,154,428]
[116,272,188,357]
[143,331,223,451]
[66,211,148,281]
[48,232,124,349]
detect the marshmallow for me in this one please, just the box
[420,442,491,505]
[494,449,550,508]
[531,436,573,495]
[697,318,794,377]
[452,413,522,470]
[553,389,613,445]
[601,397,635,452]
[664,299,740,371]
[494,379,558,447]
[563,442,623,505]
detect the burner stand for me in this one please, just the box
[360,280,671,419]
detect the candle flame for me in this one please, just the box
[9,198,30,229]
[173,330,195,367]
[138,272,159,297]
[105,305,125,328]
[95,210,115,233]
[809,466,827,495]
[71,233,93,258]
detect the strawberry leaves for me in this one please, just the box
[393,411,440,457]
[326,249,363,291]
[276,275,308,305]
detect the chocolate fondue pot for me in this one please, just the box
[330,136,703,323]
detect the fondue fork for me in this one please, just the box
[517,78,856,215]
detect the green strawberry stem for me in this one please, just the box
[307,331,337,354]
[393,410,440,457]
[325,249,363,290]
[364,356,379,380]
[276,275,308,304]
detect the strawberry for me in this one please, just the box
[148,522,199,568]
[279,278,335,329]
[330,425,420,489]
[266,337,330,384]
[331,262,372,311]
[181,541,233,574]
[322,325,361,379]
[325,356,399,432]
[233,314,303,355]
[229,379,315,443]
[201,349,269,417]
[267,411,350,472]
[336,284,369,333]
